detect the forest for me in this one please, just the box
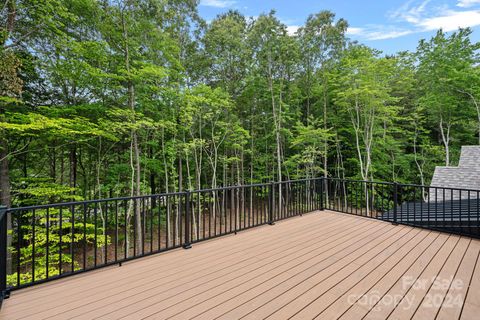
[1,0,480,209]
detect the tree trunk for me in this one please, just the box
[51,145,56,182]
[0,135,12,274]
[96,137,106,263]
[439,117,450,166]
[149,145,156,195]
[69,146,77,195]
[132,128,142,253]
[122,7,142,253]
[268,57,282,215]
[323,77,328,180]
[161,128,171,245]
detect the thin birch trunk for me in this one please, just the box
[439,116,451,166]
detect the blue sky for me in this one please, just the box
[198,0,480,54]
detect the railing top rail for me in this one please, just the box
[6,191,188,212]
[271,177,323,185]
[324,177,395,186]
[194,178,323,193]
[194,183,268,193]
[6,177,324,212]
[399,182,480,193]
[324,177,480,193]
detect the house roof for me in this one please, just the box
[429,146,480,200]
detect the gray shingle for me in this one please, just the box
[430,146,480,201]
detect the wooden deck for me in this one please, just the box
[2,210,480,320]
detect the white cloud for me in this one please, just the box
[346,0,480,41]
[347,26,413,40]
[418,9,480,31]
[346,27,364,35]
[390,0,432,24]
[200,0,236,8]
[364,30,414,40]
[390,0,480,32]
[286,25,300,36]
[457,0,480,8]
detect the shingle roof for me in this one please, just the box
[429,146,480,201]
[381,146,480,235]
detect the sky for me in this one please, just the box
[198,0,480,55]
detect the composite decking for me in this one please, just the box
[1,210,480,320]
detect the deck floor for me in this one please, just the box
[2,210,480,320]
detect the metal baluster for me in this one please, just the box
[46,208,49,279]
[183,191,191,249]
[1,206,10,300]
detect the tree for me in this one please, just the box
[297,10,347,121]
[3,1,480,283]
[203,10,248,98]
[287,120,333,179]
[333,45,398,215]
[416,29,478,165]
[297,11,347,180]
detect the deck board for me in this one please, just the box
[1,210,479,320]
[15,214,345,318]
[460,243,480,320]
[314,229,436,320]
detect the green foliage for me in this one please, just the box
[7,207,109,286]
[1,0,480,284]
[416,29,480,164]
[287,119,333,178]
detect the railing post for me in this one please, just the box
[0,205,10,307]
[393,182,398,225]
[320,178,325,211]
[268,182,275,225]
[183,191,192,249]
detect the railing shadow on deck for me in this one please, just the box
[1,177,479,307]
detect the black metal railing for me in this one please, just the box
[0,178,323,301]
[0,205,8,308]
[323,178,480,238]
[1,176,479,305]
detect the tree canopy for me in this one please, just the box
[1,1,480,208]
